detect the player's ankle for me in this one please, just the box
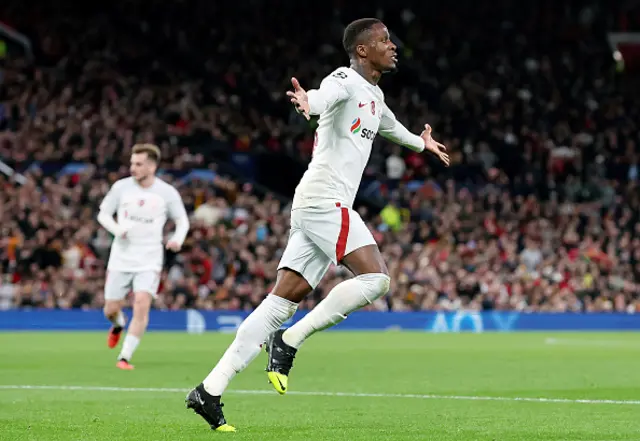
[281,328,303,349]
[199,383,221,401]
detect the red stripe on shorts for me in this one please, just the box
[335,203,350,262]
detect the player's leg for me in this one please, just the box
[116,271,159,369]
[103,271,131,349]
[266,204,390,392]
[282,245,389,349]
[200,268,307,393]
[186,220,330,431]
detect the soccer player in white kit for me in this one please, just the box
[186,18,449,431]
[97,144,189,370]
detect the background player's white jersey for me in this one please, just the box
[292,66,425,210]
[99,177,188,272]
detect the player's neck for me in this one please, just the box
[350,61,381,85]
[136,176,156,188]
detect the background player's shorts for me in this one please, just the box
[104,270,160,301]
[277,203,377,288]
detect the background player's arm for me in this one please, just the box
[166,188,190,251]
[378,105,426,152]
[97,181,128,238]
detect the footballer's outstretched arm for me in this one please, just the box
[306,77,351,115]
[379,104,450,166]
[97,181,128,238]
[287,76,351,119]
[378,104,426,152]
[166,189,190,251]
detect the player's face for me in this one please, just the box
[130,153,156,182]
[367,24,397,73]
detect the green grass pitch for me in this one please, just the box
[1,332,640,440]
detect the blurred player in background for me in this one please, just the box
[97,144,189,370]
[186,18,449,432]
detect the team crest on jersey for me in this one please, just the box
[370,101,376,115]
[350,118,362,134]
[139,199,145,206]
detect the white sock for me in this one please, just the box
[202,294,298,396]
[109,311,126,328]
[283,273,390,349]
[118,335,140,361]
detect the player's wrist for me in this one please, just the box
[408,135,426,153]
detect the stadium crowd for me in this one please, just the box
[1,1,640,313]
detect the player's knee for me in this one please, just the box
[355,273,391,303]
[132,292,151,317]
[103,303,119,318]
[271,268,314,303]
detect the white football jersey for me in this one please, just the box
[292,66,425,210]
[99,177,188,272]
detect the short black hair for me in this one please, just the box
[342,18,382,57]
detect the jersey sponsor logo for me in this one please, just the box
[350,118,362,134]
[360,128,377,140]
[128,215,154,224]
[351,117,376,140]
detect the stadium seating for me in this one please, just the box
[1,1,639,312]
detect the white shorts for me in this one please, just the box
[277,203,377,288]
[104,270,160,301]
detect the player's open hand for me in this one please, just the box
[420,124,449,167]
[286,77,310,121]
[166,241,181,252]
